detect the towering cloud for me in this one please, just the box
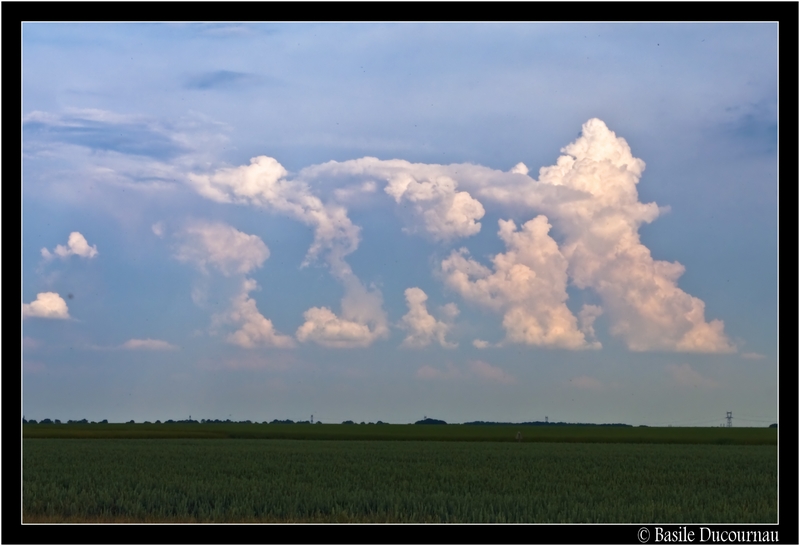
[530,119,735,353]
[441,217,596,349]
[175,221,270,276]
[41,232,98,260]
[399,287,458,348]
[23,292,70,319]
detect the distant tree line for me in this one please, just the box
[22,417,778,428]
[463,421,633,427]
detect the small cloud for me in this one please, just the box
[23,337,40,350]
[151,222,165,237]
[578,304,603,345]
[509,162,529,175]
[296,306,380,348]
[570,375,604,390]
[741,352,766,360]
[41,232,98,261]
[472,339,491,349]
[217,279,295,349]
[23,292,70,319]
[121,339,178,351]
[399,287,457,348]
[667,363,719,388]
[469,360,514,384]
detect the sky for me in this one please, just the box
[22,23,778,426]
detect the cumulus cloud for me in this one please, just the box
[667,363,720,388]
[41,232,98,260]
[187,156,360,272]
[399,287,458,348]
[23,292,70,319]
[441,217,597,349]
[299,157,485,242]
[216,279,295,349]
[296,278,389,348]
[523,119,735,353]
[189,157,390,347]
[185,118,734,355]
[121,339,177,350]
[175,221,270,276]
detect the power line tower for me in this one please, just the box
[545,416,548,424]
[726,411,732,428]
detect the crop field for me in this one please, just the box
[21,422,776,445]
[23,438,776,523]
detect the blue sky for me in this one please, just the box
[22,23,777,426]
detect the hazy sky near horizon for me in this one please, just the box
[22,23,777,426]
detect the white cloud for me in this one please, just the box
[190,158,391,347]
[296,307,379,348]
[23,292,70,319]
[441,217,596,349]
[175,221,270,276]
[472,339,491,349]
[299,157,485,242]
[521,119,734,353]
[121,339,177,351]
[217,279,295,349]
[185,118,734,355]
[41,232,98,260]
[187,156,360,273]
[316,118,731,354]
[296,278,389,348]
[741,352,766,360]
[399,287,457,348]
[151,222,165,237]
[667,363,720,388]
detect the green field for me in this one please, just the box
[23,438,776,523]
[21,422,776,444]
